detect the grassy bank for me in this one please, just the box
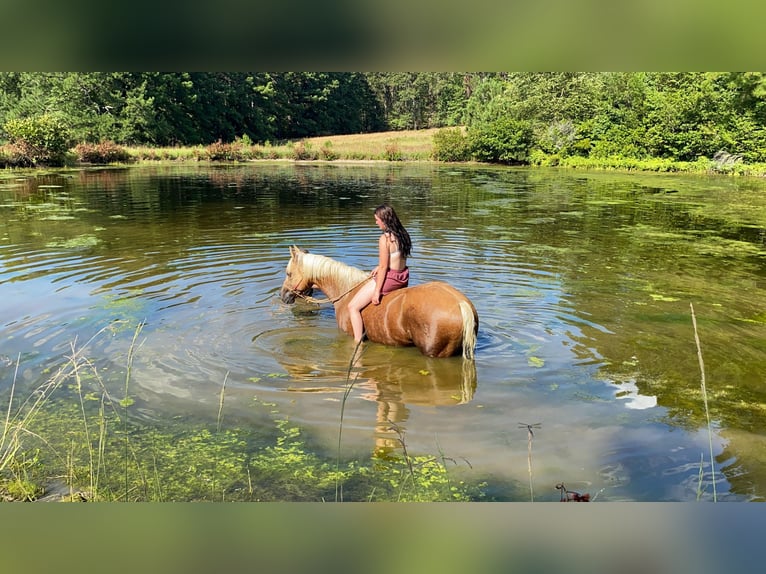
[5,127,766,177]
[118,129,766,177]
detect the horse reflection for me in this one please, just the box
[356,358,477,457]
[279,342,477,457]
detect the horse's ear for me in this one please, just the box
[290,245,307,261]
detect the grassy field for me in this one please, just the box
[301,128,440,160]
[124,128,440,163]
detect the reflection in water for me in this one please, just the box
[257,326,476,457]
[356,356,476,457]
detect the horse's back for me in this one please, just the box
[362,281,478,358]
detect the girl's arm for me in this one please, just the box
[372,234,390,304]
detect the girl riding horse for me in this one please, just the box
[347,204,412,344]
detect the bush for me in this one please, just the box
[291,140,318,160]
[0,143,35,167]
[528,149,560,167]
[206,140,251,161]
[537,120,577,156]
[73,141,133,164]
[432,127,470,161]
[467,117,534,164]
[383,142,403,161]
[2,114,72,166]
[320,140,338,160]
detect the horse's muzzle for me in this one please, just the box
[280,287,296,304]
[280,286,312,304]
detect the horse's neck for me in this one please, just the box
[305,254,367,299]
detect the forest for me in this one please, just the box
[1,72,766,169]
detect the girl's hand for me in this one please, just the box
[372,291,381,305]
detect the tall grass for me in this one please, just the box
[690,303,717,502]
[335,340,365,502]
[518,423,541,502]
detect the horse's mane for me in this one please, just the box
[302,252,368,291]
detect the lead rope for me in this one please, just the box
[290,276,370,305]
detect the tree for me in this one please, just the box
[468,117,534,164]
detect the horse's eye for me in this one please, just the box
[286,271,292,278]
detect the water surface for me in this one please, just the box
[2,163,765,501]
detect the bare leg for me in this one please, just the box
[347,279,376,343]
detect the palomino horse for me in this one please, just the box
[279,246,478,359]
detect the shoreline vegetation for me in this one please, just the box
[3,128,766,177]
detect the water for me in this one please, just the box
[2,163,766,501]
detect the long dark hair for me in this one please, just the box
[375,203,412,258]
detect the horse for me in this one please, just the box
[279,245,478,359]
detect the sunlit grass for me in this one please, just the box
[120,129,439,163]
[303,128,440,161]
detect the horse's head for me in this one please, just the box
[279,245,314,304]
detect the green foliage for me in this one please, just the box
[319,140,337,160]
[3,72,766,169]
[468,117,534,164]
[383,142,402,161]
[2,113,72,166]
[432,127,470,161]
[365,72,478,130]
[537,119,578,156]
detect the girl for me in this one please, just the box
[348,203,412,343]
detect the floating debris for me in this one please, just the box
[556,482,590,502]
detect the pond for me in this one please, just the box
[2,162,766,501]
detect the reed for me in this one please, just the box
[70,337,97,498]
[518,422,541,502]
[122,321,146,500]
[1,349,73,496]
[0,354,22,475]
[334,340,365,502]
[690,302,717,502]
[217,371,229,433]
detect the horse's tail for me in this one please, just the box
[459,300,477,360]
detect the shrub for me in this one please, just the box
[320,140,338,161]
[206,140,251,161]
[528,149,560,167]
[383,142,403,161]
[710,149,743,173]
[2,114,72,166]
[432,127,470,162]
[73,141,133,164]
[467,117,534,164]
[0,143,35,167]
[291,140,318,160]
[537,120,578,156]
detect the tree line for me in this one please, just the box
[2,72,766,166]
